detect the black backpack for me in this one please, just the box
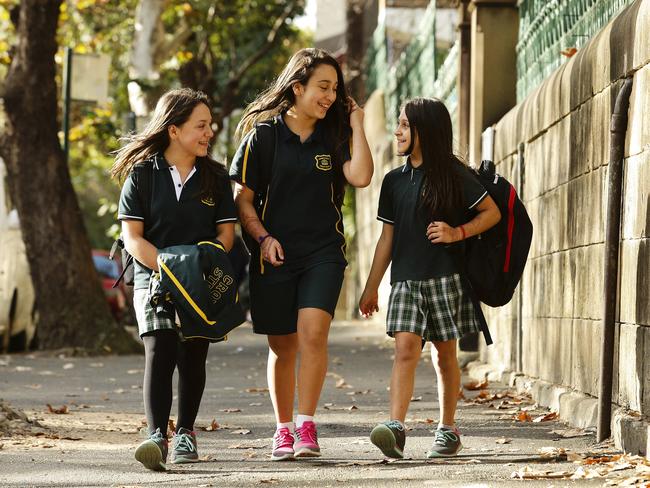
[462,160,533,307]
[109,160,154,287]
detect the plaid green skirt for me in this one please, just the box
[133,288,177,337]
[386,274,480,343]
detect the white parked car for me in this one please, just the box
[0,210,37,352]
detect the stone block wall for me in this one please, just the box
[485,0,649,416]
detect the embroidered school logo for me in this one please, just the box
[201,197,215,206]
[315,154,332,171]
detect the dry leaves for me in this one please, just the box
[551,428,592,438]
[463,379,488,390]
[326,372,352,389]
[201,419,220,431]
[533,412,558,422]
[512,452,650,485]
[244,387,268,393]
[46,404,69,415]
[220,408,241,413]
[495,438,511,444]
[230,429,251,435]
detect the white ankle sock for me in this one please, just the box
[439,423,455,431]
[296,415,313,428]
[277,421,294,432]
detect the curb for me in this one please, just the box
[465,360,649,456]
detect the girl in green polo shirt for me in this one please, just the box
[359,97,501,459]
[230,48,373,460]
[112,88,238,470]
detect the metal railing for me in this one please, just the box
[365,3,460,135]
[517,0,636,100]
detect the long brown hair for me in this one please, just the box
[403,97,464,221]
[236,48,351,205]
[111,88,227,200]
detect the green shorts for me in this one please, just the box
[249,262,345,335]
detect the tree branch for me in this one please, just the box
[231,1,299,81]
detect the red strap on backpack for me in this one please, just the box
[503,185,516,273]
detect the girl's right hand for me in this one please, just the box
[359,288,379,318]
[261,237,285,267]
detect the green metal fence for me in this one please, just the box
[517,0,636,101]
[365,2,460,135]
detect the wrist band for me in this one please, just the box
[459,225,466,241]
[258,234,271,245]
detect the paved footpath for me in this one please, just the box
[0,321,623,487]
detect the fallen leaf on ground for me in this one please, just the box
[511,467,574,480]
[539,446,566,458]
[46,404,68,415]
[495,438,511,444]
[62,363,74,370]
[202,419,220,431]
[249,402,262,406]
[551,428,592,438]
[411,396,422,402]
[230,429,251,435]
[533,412,558,422]
[326,372,352,389]
[259,479,279,484]
[515,411,532,422]
[463,379,488,390]
[220,408,241,413]
[244,387,268,393]
[24,384,42,390]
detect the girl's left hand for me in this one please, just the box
[348,96,364,129]
[426,221,461,243]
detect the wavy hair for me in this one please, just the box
[111,88,227,200]
[236,48,351,205]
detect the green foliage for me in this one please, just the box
[1,0,311,249]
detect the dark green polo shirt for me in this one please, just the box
[229,114,351,280]
[378,159,488,284]
[118,154,237,290]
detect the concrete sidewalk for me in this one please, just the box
[0,321,626,487]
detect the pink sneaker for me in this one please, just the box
[271,427,295,461]
[294,421,321,458]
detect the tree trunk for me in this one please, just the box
[0,0,140,353]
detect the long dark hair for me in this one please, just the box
[111,88,227,201]
[403,97,464,221]
[236,48,351,205]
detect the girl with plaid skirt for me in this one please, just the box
[359,98,501,459]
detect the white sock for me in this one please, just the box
[277,421,294,432]
[439,423,455,431]
[296,414,313,428]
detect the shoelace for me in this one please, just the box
[434,429,459,446]
[273,429,294,448]
[150,428,167,444]
[174,432,196,453]
[296,425,317,443]
[385,420,405,431]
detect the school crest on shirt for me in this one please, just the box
[315,154,332,171]
[201,197,216,206]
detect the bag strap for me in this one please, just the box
[252,119,277,212]
[110,160,154,288]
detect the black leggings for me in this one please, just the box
[142,330,209,435]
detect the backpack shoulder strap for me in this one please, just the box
[252,118,277,193]
[132,159,154,231]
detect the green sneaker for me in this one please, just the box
[171,427,199,464]
[427,427,462,458]
[135,427,168,471]
[370,420,405,459]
